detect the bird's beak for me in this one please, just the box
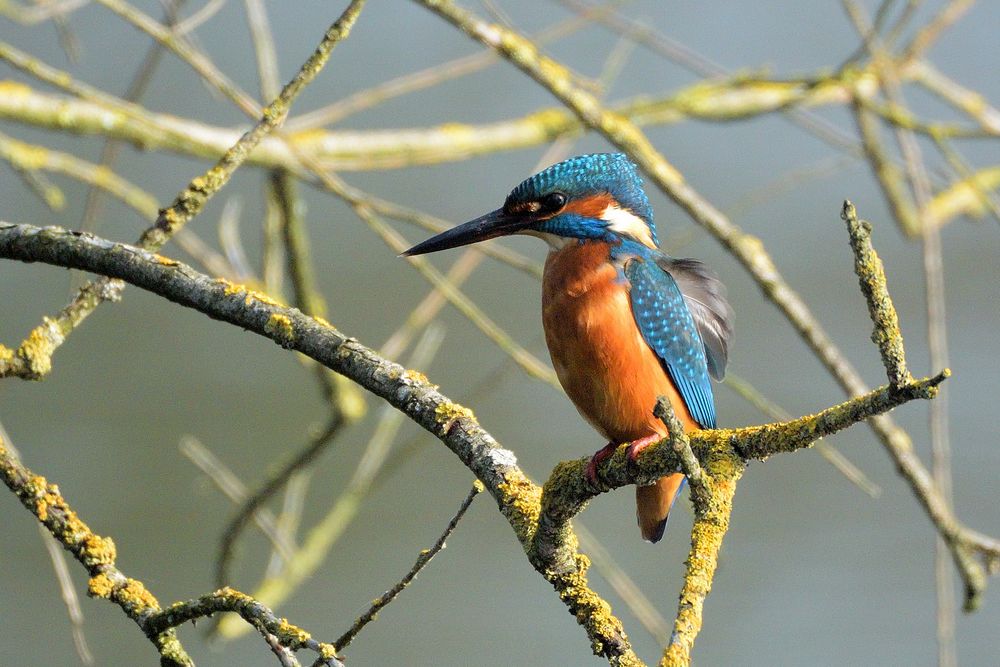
[401,208,529,256]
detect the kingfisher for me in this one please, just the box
[403,153,733,542]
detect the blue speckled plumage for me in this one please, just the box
[626,256,717,429]
[509,153,724,430]
[402,152,733,542]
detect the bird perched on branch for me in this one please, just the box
[403,153,733,542]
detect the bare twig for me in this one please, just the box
[0,0,367,380]
[334,482,482,651]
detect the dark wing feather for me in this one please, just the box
[656,257,733,381]
[626,258,717,429]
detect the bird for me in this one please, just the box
[403,153,733,542]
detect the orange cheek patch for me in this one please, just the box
[563,194,614,218]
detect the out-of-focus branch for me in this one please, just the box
[216,324,446,640]
[0,221,642,665]
[417,0,998,612]
[334,482,482,651]
[0,209,990,663]
[0,0,367,381]
[93,0,261,118]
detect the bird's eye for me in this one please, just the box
[540,192,567,213]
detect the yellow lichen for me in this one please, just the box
[434,402,475,424]
[17,318,61,377]
[88,573,115,599]
[243,289,283,308]
[265,313,295,345]
[117,577,160,611]
[151,254,179,267]
[276,618,311,646]
[158,207,184,230]
[34,490,61,521]
[82,534,117,566]
[217,278,246,297]
[497,477,542,541]
[24,474,48,497]
[0,344,14,364]
[316,643,338,660]
[402,368,432,386]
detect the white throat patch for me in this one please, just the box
[600,204,655,248]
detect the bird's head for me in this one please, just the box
[402,153,658,257]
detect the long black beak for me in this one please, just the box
[401,208,529,256]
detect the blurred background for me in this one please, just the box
[1,1,998,664]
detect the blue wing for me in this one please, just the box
[626,257,717,429]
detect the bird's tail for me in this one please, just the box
[636,473,687,543]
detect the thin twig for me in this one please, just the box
[94,0,261,117]
[179,435,296,562]
[215,415,343,590]
[334,482,482,651]
[0,0,367,380]
[724,372,882,498]
[216,323,446,639]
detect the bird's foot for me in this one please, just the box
[585,442,618,490]
[625,434,662,465]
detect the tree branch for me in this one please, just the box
[0,431,342,665]
[0,0,366,381]
[0,221,641,665]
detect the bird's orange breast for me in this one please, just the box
[541,241,696,443]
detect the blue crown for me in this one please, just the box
[505,153,658,246]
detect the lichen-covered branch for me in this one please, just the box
[144,588,341,666]
[653,397,705,502]
[0,431,342,666]
[418,0,999,617]
[842,201,913,386]
[0,435,192,666]
[0,221,640,665]
[661,449,741,667]
[0,1,366,381]
[531,369,948,576]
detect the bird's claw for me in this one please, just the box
[585,442,617,490]
[624,434,661,465]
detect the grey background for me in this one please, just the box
[2,2,998,665]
